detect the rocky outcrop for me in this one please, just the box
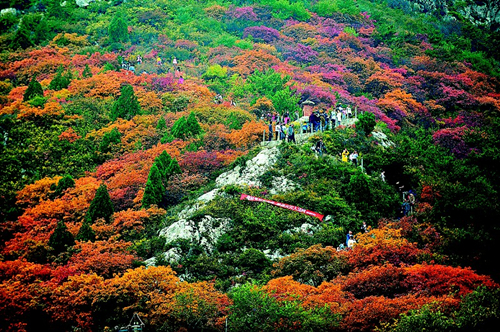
[216,146,281,188]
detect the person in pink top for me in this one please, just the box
[178,75,184,84]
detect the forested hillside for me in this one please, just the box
[1,0,499,331]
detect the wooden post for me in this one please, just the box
[355,106,358,118]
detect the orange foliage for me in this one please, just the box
[346,227,430,268]
[227,121,267,149]
[58,127,81,143]
[16,176,61,207]
[232,50,281,76]
[340,294,456,331]
[69,240,138,277]
[17,101,64,119]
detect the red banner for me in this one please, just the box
[240,194,324,221]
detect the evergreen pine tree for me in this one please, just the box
[155,150,172,179]
[142,164,165,209]
[76,219,96,242]
[54,174,75,197]
[23,76,43,101]
[49,220,75,254]
[82,64,92,78]
[10,23,33,50]
[108,11,129,43]
[86,183,114,223]
[167,158,182,177]
[186,112,203,137]
[356,112,376,136]
[99,127,122,153]
[156,117,166,131]
[48,66,71,91]
[171,116,188,139]
[110,84,141,120]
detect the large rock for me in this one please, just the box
[216,146,280,188]
[158,215,231,254]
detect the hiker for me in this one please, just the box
[178,75,184,84]
[315,139,327,157]
[349,150,358,166]
[346,231,353,246]
[275,122,281,140]
[348,235,356,249]
[137,55,142,64]
[284,111,290,124]
[336,110,342,126]
[287,124,295,143]
[280,123,286,140]
[319,111,326,132]
[380,171,386,182]
[157,57,162,66]
[302,122,308,133]
[347,105,352,118]
[361,221,368,233]
[268,122,273,141]
[342,148,349,162]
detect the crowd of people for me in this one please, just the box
[307,104,354,132]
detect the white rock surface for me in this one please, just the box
[1,8,17,16]
[270,175,298,195]
[159,216,231,254]
[75,0,95,7]
[215,147,281,188]
[372,131,395,148]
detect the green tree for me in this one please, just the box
[356,112,376,136]
[48,220,75,254]
[76,219,96,242]
[110,84,141,120]
[53,174,75,197]
[155,150,172,179]
[142,164,165,209]
[23,76,44,101]
[108,11,128,43]
[10,23,32,49]
[270,87,300,115]
[81,64,92,78]
[171,116,188,140]
[48,66,72,91]
[167,158,182,177]
[86,183,114,223]
[186,112,203,137]
[156,117,166,131]
[99,127,122,153]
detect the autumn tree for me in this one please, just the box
[142,164,165,209]
[23,76,43,101]
[49,220,75,254]
[110,84,141,121]
[86,183,114,223]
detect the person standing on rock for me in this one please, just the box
[275,122,281,140]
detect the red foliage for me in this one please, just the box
[403,264,498,297]
[68,240,138,278]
